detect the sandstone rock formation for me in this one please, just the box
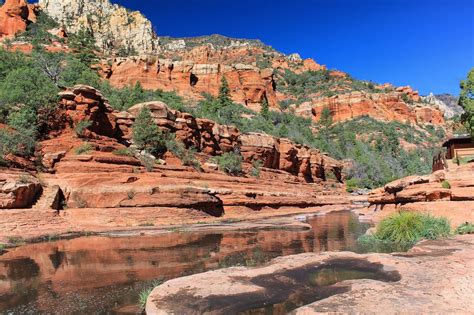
[101,55,279,110]
[111,94,343,182]
[38,0,158,54]
[0,0,37,38]
[364,163,474,227]
[146,235,474,314]
[0,169,41,209]
[303,91,444,125]
[0,85,347,237]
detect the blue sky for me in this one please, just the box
[112,0,473,96]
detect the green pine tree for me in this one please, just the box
[132,107,165,155]
[69,29,97,65]
[261,97,270,118]
[319,106,333,127]
[459,68,474,136]
[217,76,232,108]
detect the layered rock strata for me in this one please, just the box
[364,163,474,227]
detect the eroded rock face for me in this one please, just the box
[0,0,37,38]
[421,93,464,119]
[113,100,343,182]
[0,169,41,209]
[309,91,445,125]
[58,85,118,138]
[38,0,158,54]
[365,163,474,227]
[102,57,279,109]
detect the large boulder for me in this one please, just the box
[240,133,280,169]
[59,85,118,138]
[0,169,41,209]
[0,0,37,38]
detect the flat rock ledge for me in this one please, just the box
[146,235,474,314]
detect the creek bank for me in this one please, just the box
[0,205,356,247]
[360,163,474,228]
[146,235,474,314]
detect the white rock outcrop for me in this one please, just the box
[38,0,158,54]
[422,93,464,119]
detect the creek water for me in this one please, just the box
[0,211,370,314]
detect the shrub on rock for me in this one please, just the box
[132,107,165,155]
[213,152,243,176]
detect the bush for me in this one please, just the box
[18,173,33,184]
[132,107,165,155]
[345,178,359,193]
[113,148,135,156]
[213,152,243,175]
[165,136,201,170]
[250,160,263,177]
[0,67,58,110]
[60,57,101,87]
[0,128,36,157]
[375,211,450,244]
[441,180,451,189]
[455,222,474,235]
[75,143,93,155]
[140,155,155,172]
[138,279,163,309]
[74,120,92,138]
[357,234,413,253]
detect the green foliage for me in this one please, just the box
[74,120,92,138]
[68,29,97,65]
[375,212,450,244]
[60,57,101,87]
[276,69,391,103]
[0,67,58,110]
[441,180,451,189]
[357,234,413,253]
[218,76,233,108]
[401,93,413,104]
[113,148,135,156]
[314,117,444,188]
[100,81,189,112]
[132,107,166,155]
[165,137,201,170]
[116,45,138,57]
[319,106,333,127]
[17,12,59,46]
[256,54,272,69]
[455,222,474,235]
[139,155,156,172]
[345,178,359,193]
[250,160,263,177]
[213,152,243,175]
[459,68,474,135]
[0,128,36,157]
[75,143,93,155]
[260,97,270,119]
[138,279,163,309]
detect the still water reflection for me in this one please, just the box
[0,211,369,314]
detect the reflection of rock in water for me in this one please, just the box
[0,211,369,313]
[3,258,40,280]
[49,249,66,270]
